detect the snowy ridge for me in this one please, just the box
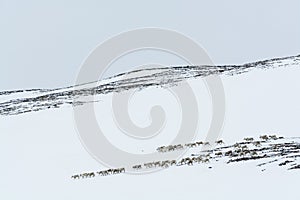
[0,54,299,116]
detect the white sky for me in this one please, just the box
[0,0,300,90]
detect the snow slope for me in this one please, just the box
[1,55,300,200]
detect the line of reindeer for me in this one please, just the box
[73,155,214,179]
[71,167,125,179]
[132,154,212,170]
[157,134,282,153]
[156,139,225,153]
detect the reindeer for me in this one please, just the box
[157,146,166,153]
[244,137,254,142]
[205,153,212,159]
[185,143,193,148]
[80,172,94,178]
[243,149,251,155]
[253,141,262,147]
[192,156,203,164]
[177,158,187,166]
[71,174,80,179]
[102,171,109,176]
[166,145,175,152]
[225,150,233,156]
[144,162,154,168]
[107,169,113,175]
[235,148,242,154]
[170,160,177,166]
[190,143,197,148]
[154,161,161,167]
[119,168,125,173]
[132,165,142,170]
[238,151,246,157]
[259,135,269,141]
[175,144,184,150]
[161,160,170,168]
[178,157,193,165]
[80,173,89,178]
[215,140,224,145]
[233,143,241,148]
[97,171,104,176]
[186,157,193,166]
[269,135,278,140]
[203,142,210,146]
[113,168,125,174]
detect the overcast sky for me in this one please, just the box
[1,0,300,91]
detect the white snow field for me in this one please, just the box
[1,57,300,200]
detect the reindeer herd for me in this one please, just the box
[71,139,225,179]
[71,134,297,180]
[156,139,224,153]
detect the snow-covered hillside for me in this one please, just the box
[1,55,300,200]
